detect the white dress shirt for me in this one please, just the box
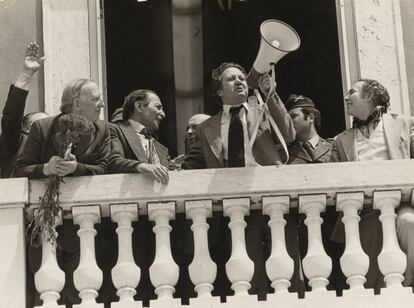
[128,119,161,165]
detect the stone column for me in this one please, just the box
[299,194,332,291]
[262,196,294,293]
[0,178,29,308]
[148,202,180,300]
[171,0,204,154]
[34,212,65,307]
[185,200,217,298]
[110,203,141,308]
[223,198,254,296]
[73,205,103,307]
[336,192,369,290]
[373,190,406,287]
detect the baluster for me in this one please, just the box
[185,200,217,298]
[299,194,332,291]
[72,205,103,307]
[223,198,254,296]
[34,211,65,307]
[337,192,369,290]
[262,196,293,293]
[110,203,141,308]
[373,190,406,287]
[148,202,180,301]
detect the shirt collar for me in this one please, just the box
[222,102,249,117]
[128,119,146,134]
[300,135,320,148]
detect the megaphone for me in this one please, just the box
[247,19,300,88]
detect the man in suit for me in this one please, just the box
[182,62,295,169]
[15,78,109,178]
[331,79,414,289]
[109,89,169,184]
[0,42,48,178]
[15,78,112,307]
[286,94,332,164]
[182,62,298,299]
[109,89,172,304]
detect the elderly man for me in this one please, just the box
[184,113,211,154]
[331,79,414,290]
[182,62,297,299]
[109,89,169,184]
[286,94,332,164]
[0,42,48,178]
[15,78,112,307]
[15,78,109,177]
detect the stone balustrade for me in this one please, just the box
[1,160,414,308]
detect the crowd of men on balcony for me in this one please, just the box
[1,43,414,307]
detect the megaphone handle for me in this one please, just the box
[266,63,276,101]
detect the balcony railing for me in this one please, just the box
[1,159,414,308]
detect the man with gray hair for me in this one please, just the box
[15,78,112,307]
[15,78,109,178]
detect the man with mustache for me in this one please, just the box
[331,79,414,290]
[109,89,169,184]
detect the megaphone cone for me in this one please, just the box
[247,19,300,88]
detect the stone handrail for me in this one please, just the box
[1,159,414,308]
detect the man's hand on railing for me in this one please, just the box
[136,163,169,185]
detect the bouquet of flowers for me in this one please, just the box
[28,114,95,247]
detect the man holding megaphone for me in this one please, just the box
[182,61,295,169]
[182,62,300,298]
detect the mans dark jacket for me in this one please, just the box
[0,85,28,178]
[109,120,169,173]
[182,93,295,169]
[287,137,332,164]
[14,114,110,178]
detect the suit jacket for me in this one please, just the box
[182,93,295,169]
[330,113,414,162]
[0,85,28,178]
[14,115,110,178]
[109,120,169,173]
[288,137,332,164]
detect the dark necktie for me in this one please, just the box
[228,105,245,167]
[303,141,316,161]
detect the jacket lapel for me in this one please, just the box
[382,113,402,159]
[313,140,331,161]
[73,130,94,157]
[339,129,358,161]
[203,112,224,166]
[119,121,148,163]
[290,141,312,162]
[153,141,169,167]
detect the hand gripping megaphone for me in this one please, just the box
[247,19,300,88]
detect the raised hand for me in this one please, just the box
[258,73,277,98]
[23,42,45,76]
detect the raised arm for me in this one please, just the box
[0,43,45,164]
[258,74,296,144]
